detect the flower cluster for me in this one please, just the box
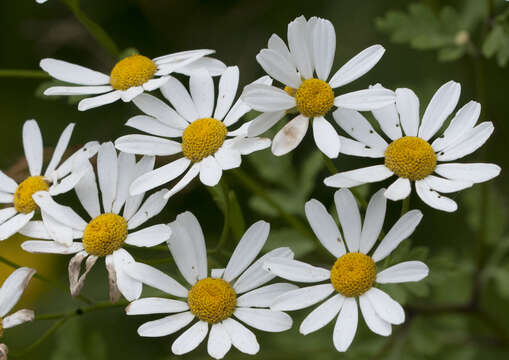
[1,14,501,359]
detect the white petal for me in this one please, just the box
[300,294,344,335]
[247,111,285,137]
[138,312,194,337]
[358,294,391,336]
[0,208,17,224]
[113,249,142,301]
[129,158,190,195]
[236,283,298,307]
[40,58,109,85]
[272,115,309,156]
[223,220,270,282]
[372,209,423,262]
[329,45,385,88]
[384,178,411,201]
[128,189,169,229]
[234,308,292,332]
[263,258,330,283]
[115,134,182,156]
[154,49,215,64]
[44,123,75,177]
[312,18,336,81]
[365,287,405,325]
[97,142,117,213]
[324,165,393,188]
[335,88,395,111]
[222,318,260,355]
[23,120,43,176]
[2,309,34,329]
[0,212,34,241]
[423,175,472,193]
[233,247,294,294]
[305,199,345,258]
[41,210,73,246]
[125,224,171,247]
[121,86,143,101]
[78,91,121,111]
[123,156,155,218]
[123,262,188,297]
[132,93,188,129]
[74,160,100,219]
[419,81,461,141]
[172,321,208,355]
[190,68,214,118]
[214,147,241,170]
[21,240,83,254]
[174,57,227,77]
[231,137,271,155]
[199,156,222,186]
[313,117,340,158]
[271,284,334,311]
[395,88,420,137]
[437,122,494,161]
[161,76,199,122]
[371,92,402,140]
[377,261,429,284]
[334,189,362,252]
[208,323,231,360]
[0,192,13,204]
[268,34,295,66]
[165,163,200,199]
[112,152,136,214]
[0,267,36,317]
[68,252,97,297]
[18,220,51,239]
[333,297,358,352]
[0,172,17,194]
[360,188,387,254]
[143,77,169,91]
[434,163,501,183]
[54,141,100,179]
[241,84,295,112]
[415,180,457,212]
[338,136,385,158]
[287,15,313,78]
[256,49,300,88]
[333,108,388,150]
[126,297,189,315]
[44,86,112,96]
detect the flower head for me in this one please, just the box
[264,189,428,352]
[324,81,501,212]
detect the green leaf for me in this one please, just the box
[483,23,509,67]
[264,228,315,257]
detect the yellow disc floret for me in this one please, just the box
[182,118,228,162]
[385,136,437,181]
[330,252,377,297]
[13,176,49,214]
[295,78,334,118]
[110,55,157,90]
[82,213,128,257]
[187,278,237,324]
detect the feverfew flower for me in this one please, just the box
[40,50,226,111]
[241,15,394,157]
[0,120,98,241]
[21,143,171,302]
[115,66,271,199]
[125,212,296,359]
[324,81,501,212]
[264,189,428,352]
[0,268,36,344]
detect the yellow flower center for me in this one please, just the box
[187,278,237,324]
[384,136,437,181]
[82,213,128,257]
[182,118,228,162]
[330,252,376,297]
[13,176,49,214]
[294,78,334,118]
[109,55,157,90]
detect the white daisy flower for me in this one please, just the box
[241,15,395,158]
[21,142,171,302]
[324,81,501,212]
[264,188,428,352]
[40,50,226,111]
[124,211,296,359]
[0,119,98,241]
[0,267,36,338]
[115,66,271,199]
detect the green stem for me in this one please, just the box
[211,179,231,253]
[61,0,120,58]
[400,196,410,216]
[0,70,49,79]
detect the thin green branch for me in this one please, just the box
[0,70,49,79]
[400,196,410,216]
[210,179,231,253]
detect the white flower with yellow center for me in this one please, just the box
[21,142,171,302]
[324,81,501,212]
[115,66,271,199]
[264,189,428,352]
[0,267,36,341]
[40,50,226,111]
[124,211,296,359]
[0,119,98,241]
[241,15,395,158]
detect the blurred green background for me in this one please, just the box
[1,0,508,359]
